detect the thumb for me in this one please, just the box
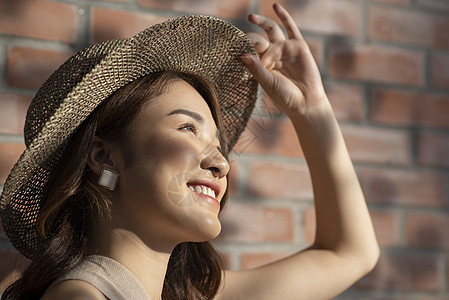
[241,54,273,89]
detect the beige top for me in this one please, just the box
[50,255,151,300]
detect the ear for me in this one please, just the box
[87,136,120,176]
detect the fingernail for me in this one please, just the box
[241,55,253,65]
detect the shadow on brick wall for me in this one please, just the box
[0,0,29,16]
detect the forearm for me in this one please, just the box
[232,5,380,298]
[290,100,379,268]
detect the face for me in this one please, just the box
[111,80,229,250]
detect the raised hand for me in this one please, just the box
[242,3,328,118]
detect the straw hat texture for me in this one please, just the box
[0,15,258,259]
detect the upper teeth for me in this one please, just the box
[189,185,216,199]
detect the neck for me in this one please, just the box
[96,228,173,300]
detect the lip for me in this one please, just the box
[186,179,222,201]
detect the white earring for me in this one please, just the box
[98,168,120,190]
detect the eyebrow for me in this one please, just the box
[168,108,222,143]
[168,109,204,124]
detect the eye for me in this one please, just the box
[179,122,197,134]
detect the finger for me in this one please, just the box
[248,14,285,42]
[246,32,270,55]
[241,54,273,89]
[259,44,283,70]
[273,3,303,40]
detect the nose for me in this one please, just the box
[199,145,230,179]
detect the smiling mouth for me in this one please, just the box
[188,185,216,199]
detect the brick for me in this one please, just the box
[329,43,424,86]
[138,0,252,20]
[0,93,32,135]
[356,252,442,291]
[304,208,399,247]
[233,117,303,158]
[227,161,238,197]
[417,132,449,168]
[249,161,312,199]
[260,0,359,37]
[324,82,364,121]
[342,125,411,165]
[405,212,449,249]
[91,7,169,43]
[0,250,30,292]
[220,252,232,270]
[446,256,449,286]
[417,0,449,12]
[367,0,409,3]
[0,0,77,43]
[218,203,294,242]
[369,5,449,49]
[303,208,315,244]
[431,52,449,90]
[305,37,324,68]
[0,143,26,183]
[359,168,448,208]
[370,211,399,247]
[7,47,72,90]
[370,88,449,128]
[240,252,292,270]
[415,297,449,300]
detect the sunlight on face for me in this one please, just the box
[112,80,229,250]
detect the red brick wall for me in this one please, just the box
[0,0,448,298]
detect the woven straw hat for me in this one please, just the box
[0,15,258,259]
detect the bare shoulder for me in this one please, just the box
[41,279,107,300]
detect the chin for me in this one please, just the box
[186,218,222,243]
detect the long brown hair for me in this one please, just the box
[2,71,228,300]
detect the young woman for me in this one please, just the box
[0,4,379,300]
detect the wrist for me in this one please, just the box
[287,97,335,128]
[288,98,345,160]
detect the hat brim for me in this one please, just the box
[0,15,258,259]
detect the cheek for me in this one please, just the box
[122,134,201,198]
[156,135,201,166]
[149,134,202,178]
[114,133,225,242]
